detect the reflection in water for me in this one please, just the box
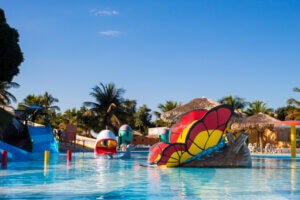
[291,160,296,194]
[1,153,300,199]
[146,167,216,199]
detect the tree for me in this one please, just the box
[83,82,125,132]
[17,92,60,125]
[218,95,248,111]
[158,101,181,113]
[245,100,273,116]
[76,106,94,136]
[154,100,181,127]
[275,106,295,120]
[0,9,24,82]
[17,94,42,110]
[41,92,60,113]
[134,105,153,134]
[286,87,300,120]
[119,99,137,128]
[0,81,19,106]
[62,108,77,125]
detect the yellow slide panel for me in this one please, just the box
[176,121,197,143]
[205,130,223,149]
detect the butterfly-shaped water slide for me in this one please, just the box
[148,105,234,167]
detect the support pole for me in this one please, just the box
[1,150,8,169]
[291,125,296,158]
[44,150,50,165]
[67,150,72,162]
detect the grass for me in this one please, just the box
[0,108,13,132]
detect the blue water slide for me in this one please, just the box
[0,141,30,161]
[0,125,59,162]
[27,126,59,153]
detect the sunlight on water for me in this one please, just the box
[0,152,300,199]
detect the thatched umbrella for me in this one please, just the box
[231,113,281,151]
[160,97,246,126]
[161,97,221,123]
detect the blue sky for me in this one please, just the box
[1,0,300,114]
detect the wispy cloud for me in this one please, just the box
[99,30,121,37]
[91,9,119,16]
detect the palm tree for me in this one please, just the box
[0,81,19,107]
[134,105,153,134]
[154,100,181,127]
[245,100,273,116]
[158,101,181,113]
[119,99,137,128]
[41,92,60,113]
[218,95,247,111]
[62,108,78,125]
[17,94,42,110]
[17,92,60,125]
[83,82,125,131]
[286,87,300,120]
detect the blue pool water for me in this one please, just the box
[1,152,300,199]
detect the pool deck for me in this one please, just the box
[59,136,299,157]
[59,135,94,152]
[59,135,150,153]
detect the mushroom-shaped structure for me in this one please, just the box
[118,125,133,145]
[92,130,117,155]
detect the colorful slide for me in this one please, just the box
[0,125,59,161]
[148,105,234,167]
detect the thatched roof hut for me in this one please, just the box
[160,97,221,123]
[231,113,280,131]
[231,113,281,149]
[160,97,246,126]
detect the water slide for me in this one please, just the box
[27,126,59,153]
[0,125,59,161]
[0,141,30,161]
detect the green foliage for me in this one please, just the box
[84,82,125,132]
[0,9,24,82]
[0,81,19,106]
[17,94,41,110]
[41,92,60,113]
[158,101,181,113]
[286,87,300,120]
[134,105,153,134]
[154,100,181,127]
[275,106,295,120]
[17,92,60,125]
[245,100,273,116]
[218,95,248,111]
[119,99,137,129]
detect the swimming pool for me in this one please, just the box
[1,152,299,199]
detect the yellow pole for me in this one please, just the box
[291,125,296,158]
[44,150,50,164]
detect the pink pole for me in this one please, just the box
[67,150,72,162]
[1,150,8,169]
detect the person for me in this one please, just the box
[57,129,62,139]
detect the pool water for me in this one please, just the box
[1,152,300,199]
